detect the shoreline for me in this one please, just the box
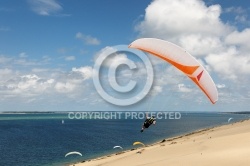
[70,119,250,166]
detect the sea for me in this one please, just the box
[0,112,248,166]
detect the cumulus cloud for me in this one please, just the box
[101,53,129,69]
[178,83,192,93]
[27,0,63,16]
[133,0,250,106]
[72,66,92,80]
[0,55,93,102]
[0,65,93,102]
[54,66,93,95]
[76,32,101,45]
[18,75,54,93]
[0,68,14,83]
[179,34,224,57]
[54,81,75,93]
[135,0,231,58]
[0,74,55,100]
[225,28,250,51]
[136,0,231,40]
[136,0,250,82]
[205,47,250,80]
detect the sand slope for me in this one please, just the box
[71,119,250,166]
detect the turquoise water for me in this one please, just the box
[0,112,248,166]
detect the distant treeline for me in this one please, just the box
[225,111,250,114]
[1,111,56,114]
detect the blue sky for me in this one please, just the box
[0,0,250,112]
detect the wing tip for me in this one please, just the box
[211,97,218,104]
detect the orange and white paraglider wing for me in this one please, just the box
[129,38,218,104]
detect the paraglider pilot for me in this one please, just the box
[141,113,156,132]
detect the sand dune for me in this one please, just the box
[71,119,250,166]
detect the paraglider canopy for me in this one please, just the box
[113,146,123,149]
[129,38,218,104]
[133,141,145,147]
[228,118,233,123]
[65,151,82,157]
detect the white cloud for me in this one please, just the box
[76,32,101,45]
[32,68,49,73]
[19,52,28,58]
[94,46,131,69]
[134,0,244,62]
[0,55,12,64]
[150,85,162,96]
[72,66,92,80]
[55,82,76,93]
[27,0,62,16]
[225,28,250,51]
[14,58,40,66]
[135,0,250,105]
[53,66,93,95]
[18,75,40,90]
[0,54,51,67]
[178,83,192,93]
[0,68,14,83]
[0,68,12,75]
[64,56,75,61]
[94,46,150,81]
[136,0,231,40]
[179,34,224,57]
[224,6,249,23]
[135,0,250,86]
[0,64,94,102]
[23,75,54,93]
[104,53,129,69]
[134,0,235,72]
[94,46,117,62]
[216,84,226,89]
[0,74,55,99]
[205,47,250,80]
[235,15,248,23]
[224,7,246,14]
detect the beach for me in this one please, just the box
[71,119,250,166]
